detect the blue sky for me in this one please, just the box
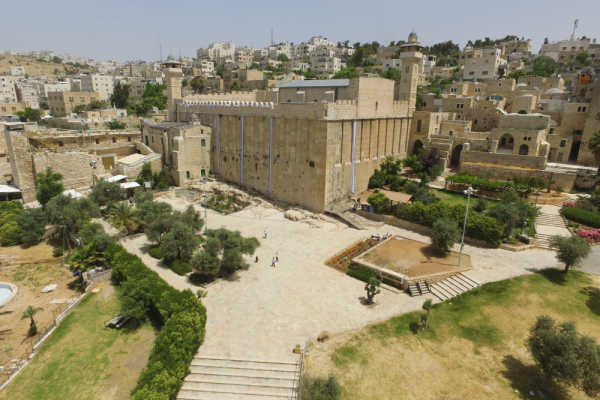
[2,0,599,61]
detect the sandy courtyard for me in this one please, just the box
[356,237,471,278]
[120,189,561,363]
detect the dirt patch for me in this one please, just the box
[0,242,58,267]
[0,262,78,384]
[356,237,471,278]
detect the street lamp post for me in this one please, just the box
[458,186,474,267]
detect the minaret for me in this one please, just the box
[399,31,423,113]
[163,59,183,121]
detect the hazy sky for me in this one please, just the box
[2,0,600,62]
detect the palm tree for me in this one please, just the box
[109,202,139,234]
[22,305,43,337]
[588,130,600,175]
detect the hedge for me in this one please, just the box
[393,201,503,246]
[105,244,206,400]
[561,206,600,228]
[447,173,530,193]
[347,263,376,282]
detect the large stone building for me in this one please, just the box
[147,32,422,211]
[47,91,100,115]
[80,74,114,101]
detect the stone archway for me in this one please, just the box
[498,134,514,154]
[519,144,529,155]
[450,144,463,168]
[413,140,424,155]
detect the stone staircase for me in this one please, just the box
[536,213,566,228]
[429,273,480,301]
[408,280,430,296]
[534,211,569,249]
[534,233,554,249]
[177,356,300,400]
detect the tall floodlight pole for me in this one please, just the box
[458,186,474,267]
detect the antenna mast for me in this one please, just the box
[570,19,579,41]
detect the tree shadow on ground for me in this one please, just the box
[532,268,567,286]
[501,355,569,400]
[582,286,600,316]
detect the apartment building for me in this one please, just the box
[47,91,99,115]
[15,82,40,109]
[0,76,18,104]
[80,74,114,101]
[463,47,507,81]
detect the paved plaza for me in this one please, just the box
[121,191,564,363]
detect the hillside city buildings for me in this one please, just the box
[1,29,600,207]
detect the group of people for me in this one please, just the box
[371,232,392,241]
[257,227,279,268]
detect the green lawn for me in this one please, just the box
[305,270,600,400]
[1,284,156,400]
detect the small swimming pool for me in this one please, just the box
[0,283,16,307]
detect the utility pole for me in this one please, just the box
[458,186,474,267]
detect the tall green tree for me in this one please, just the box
[431,217,460,254]
[528,315,600,397]
[532,56,559,77]
[550,235,591,272]
[159,222,200,263]
[89,179,122,206]
[190,77,205,94]
[15,107,42,122]
[18,208,47,247]
[588,130,600,174]
[36,168,64,207]
[110,81,130,108]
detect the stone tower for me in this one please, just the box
[398,31,423,113]
[163,60,183,121]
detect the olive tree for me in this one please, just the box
[431,217,459,254]
[550,235,591,272]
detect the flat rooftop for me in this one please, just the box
[275,79,349,89]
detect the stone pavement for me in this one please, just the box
[120,194,561,363]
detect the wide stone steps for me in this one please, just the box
[408,281,430,296]
[178,357,299,400]
[430,273,480,302]
[536,213,566,228]
[534,233,555,249]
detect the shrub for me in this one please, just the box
[403,181,420,195]
[302,376,341,400]
[474,197,487,212]
[347,264,375,282]
[367,191,390,214]
[368,169,386,189]
[168,260,192,275]
[389,175,407,192]
[148,246,163,259]
[577,228,600,243]
[107,244,206,399]
[561,206,600,228]
[53,247,64,257]
[412,188,439,205]
[431,218,460,254]
[393,201,503,246]
[517,234,530,244]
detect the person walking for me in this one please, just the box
[271,257,276,268]
[263,228,268,239]
[275,251,279,263]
